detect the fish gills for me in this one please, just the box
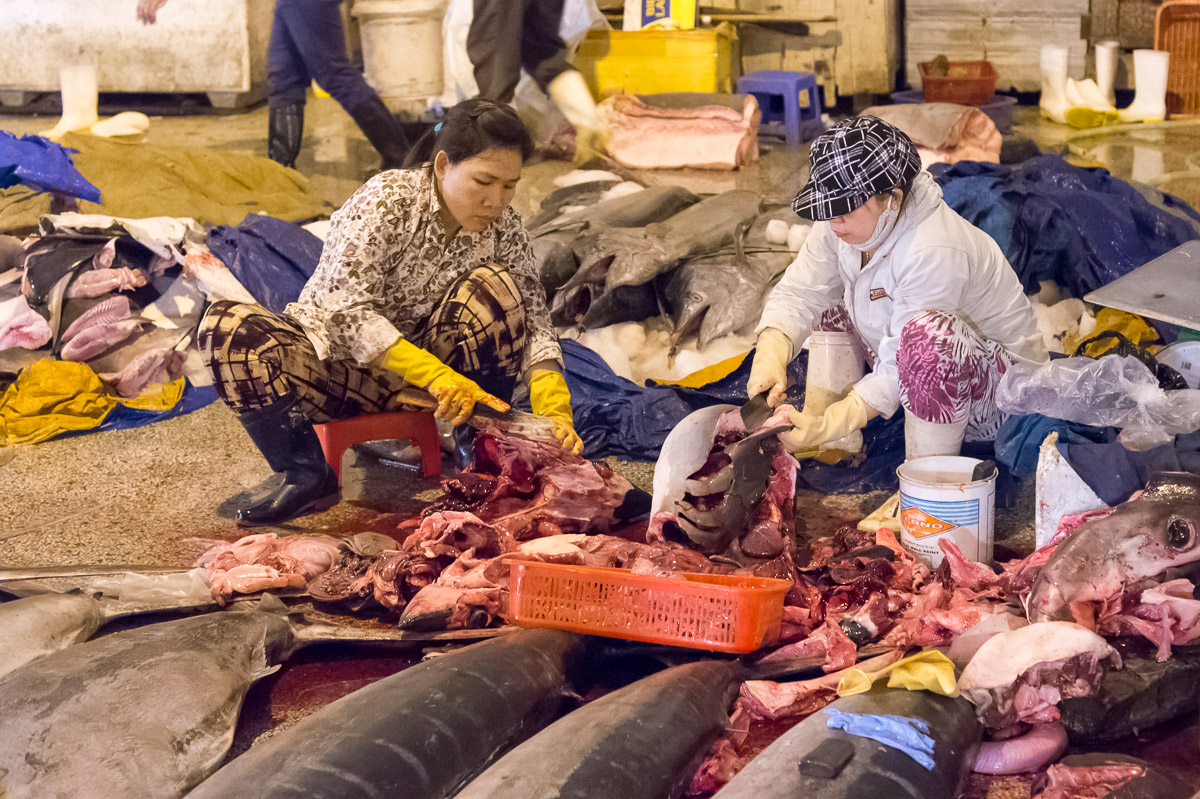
[453,659,743,799]
[0,611,294,799]
[185,629,588,799]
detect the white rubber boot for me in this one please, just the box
[1065,77,1118,127]
[1095,40,1120,106]
[805,331,866,457]
[1120,49,1170,123]
[1040,45,1071,124]
[40,65,100,141]
[904,414,967,460]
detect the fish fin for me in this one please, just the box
[255,592,299,616]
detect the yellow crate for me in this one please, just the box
[573,23,735,98]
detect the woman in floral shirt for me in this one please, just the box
[199,100,579,526]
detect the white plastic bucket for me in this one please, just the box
[353,0,445,103]
[896,455,996,568]
[806,330,866,454]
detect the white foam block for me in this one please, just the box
[787,223,811,253]
[765,219,790,245]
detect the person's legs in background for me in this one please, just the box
[467,0,530,103]
[266,0,311,168]
[272,0,410,170]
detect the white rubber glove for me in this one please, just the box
[747,328,793,407]
[779,391,871,453]
[548,70,608,165]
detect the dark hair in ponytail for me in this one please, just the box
[402,99,533,168]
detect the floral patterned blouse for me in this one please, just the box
[285,167,561,373]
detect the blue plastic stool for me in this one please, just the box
[737,70,823,146]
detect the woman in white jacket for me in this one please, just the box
[749,116,1047,458]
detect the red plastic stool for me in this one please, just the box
[314,411,441,482]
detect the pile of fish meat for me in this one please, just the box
[0,220,214,397]
[194,531,340,601]
[600,93,761,171]
[686,470,1200,796]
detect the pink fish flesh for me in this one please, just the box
[0,295,51,351]
[92,239,116,270]
[101,347,187,398]
[60,318,142,361]
[66,268,147,299]
[1028,472,1200,626]
[60,295,132,343]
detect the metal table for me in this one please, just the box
[1084,240,1200,328]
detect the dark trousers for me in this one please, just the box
[268,0,379,113]
[467,0,571,103]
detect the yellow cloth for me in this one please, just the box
[380,338,509,425]
[0,359,184,445]
[0,133,334,231]
[529,369,583,453]
[837,650,960,698]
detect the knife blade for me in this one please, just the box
[740,391,773,431]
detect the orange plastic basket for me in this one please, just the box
[1158,1,1200,118]
[918,60,998,106]
[508,562,791,653]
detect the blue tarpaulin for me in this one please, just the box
[995,412,1200,505]
[932,155,1200,298]
[206,214,323,313]
[0,131,101,202]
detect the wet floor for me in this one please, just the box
[2,96,1200,776]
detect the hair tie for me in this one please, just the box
[434,122,443,132]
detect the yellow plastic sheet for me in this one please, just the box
[0,359,184,445]
[836,649,960,698]
[654,351,749,388]
[1065,307,1160,357]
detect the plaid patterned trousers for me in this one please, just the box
[198,264,526,421]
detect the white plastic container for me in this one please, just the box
[897,455,996,568]
[353,0,445,104]
[1156,340,1200,389]
[806,330,865,454]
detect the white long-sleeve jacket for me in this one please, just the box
[757,171,1047,418]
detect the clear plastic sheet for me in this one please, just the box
[997,355,1200,450]
[88,568,211,603]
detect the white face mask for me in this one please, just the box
[847,194,900,253]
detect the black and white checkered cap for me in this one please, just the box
[792,116,922,222]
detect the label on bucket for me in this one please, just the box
[899,491,988,566]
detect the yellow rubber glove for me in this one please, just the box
[778,390,870,454]
[380,338,509,426]
[747,327,793,407]
[529,368,583,454]
[837,650,959,698]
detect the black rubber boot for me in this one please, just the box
[268,103,304,169]
[234,398,340,526]
[348,96,411,171]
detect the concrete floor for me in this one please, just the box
[0,97,1195,571]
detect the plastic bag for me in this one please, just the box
[88,568,212,603]
[997,355,1200,450]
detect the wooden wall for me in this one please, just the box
[906,0,1088,92]
[733,0,900,98]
